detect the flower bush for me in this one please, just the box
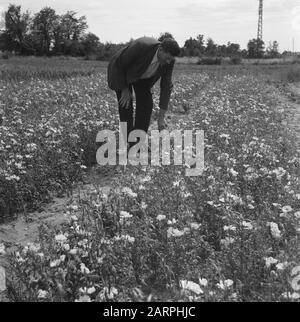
[1,61,300,301]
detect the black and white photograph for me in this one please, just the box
[0,0,300,305]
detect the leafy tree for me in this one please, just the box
[3,4,33,54]
[205,38,217,56]
[158,32,174,42]
[247,38,265,58]
[183,35,205,57]
[33,7,58,55]
[58,11,87,55]
[81,32,100,55]
[60,11,87,41]
[266,40,279,58]
[216,44,227,57]
[226,42,240,57]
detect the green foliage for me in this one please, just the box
[197,57,222,65]
[230,56,242,65]
[286,67,300,83]
[2,62,300,302]
[248,38,265,59]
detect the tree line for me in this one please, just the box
[0,4,281,60]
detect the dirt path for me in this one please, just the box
[283,82,300,141]
[273,82,300,144]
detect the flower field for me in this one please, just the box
[0,59,300,302]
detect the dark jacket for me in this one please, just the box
[107,37,175,111]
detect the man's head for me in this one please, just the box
[157,38,180,66]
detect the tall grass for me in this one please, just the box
[0,57,105,81]
[286,67,300,83]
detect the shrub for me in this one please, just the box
[230,56,242,65]
[1,51,10,59]
[197,57,222,65]
[286,67,300,83]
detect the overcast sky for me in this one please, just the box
[0,0,299,52]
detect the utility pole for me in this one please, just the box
[257,0,263,57]
[293,38,295,53]
[257,0,263,41]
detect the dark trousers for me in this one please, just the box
[116,79,153,145]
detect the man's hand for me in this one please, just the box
[158,109,167,131]
[119,87,132,109]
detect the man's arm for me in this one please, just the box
[159,60,175,111]
[157,60,175,130]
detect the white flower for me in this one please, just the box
[156,215,166,221]
[220,134,230,139]
[69,248,78,255]
[264,257,278,268]
[79,286,96,295]
[281,292,300,300]
[120,211,133,220]
[282,206,293,213]
[63,244,70,251]
[69,205,79,211]
[272,167,286,180]
[276,262,289,271]
[217,279,233,290]
[75,295,91,302]
[122,187,137,198]
[15,252,25,263]
[267,222,282,239]
[229,168,238,177]
[221,237,235,247]
[27,243,41,253]
[173,180,181,187]
[180,280,203,295]
[167,218,177,225]
[115,235,135,243]
[167,227,185,238]
[224,279,234,288]
[140,201,148,210]
[224,225,236,232]
[294,211,300,220]
[102,286,118,300]
[199,278,208,287]
[0,243,6,256]
[50,259,61,268]
[242,221,253,230]
[190,222,201,230]
[124,235,135,243]
[55,234,68,243]
[60,255,66,262]
[87,287,96,294]
[80,263,90,274]
[37,290,48,299]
